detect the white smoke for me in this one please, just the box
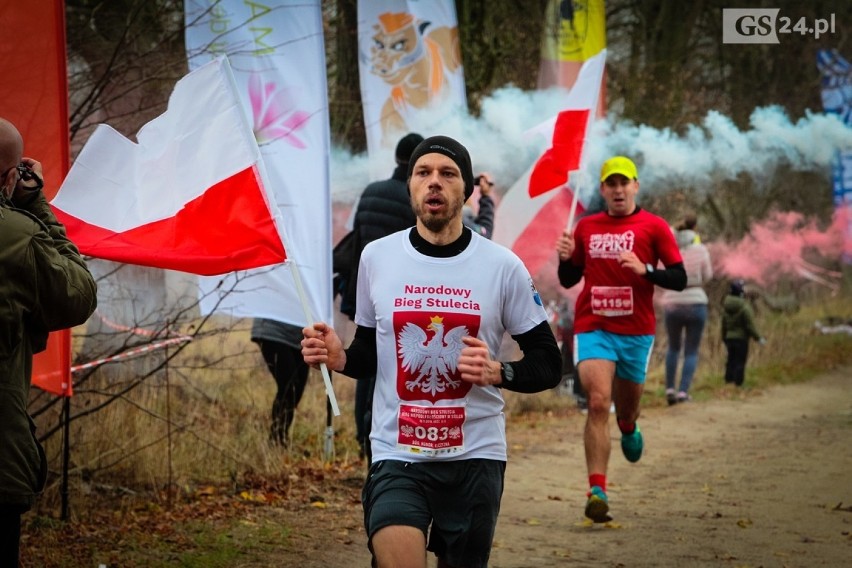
[329,87,852,205]
[585,106,852,198]
[329,86,570,203]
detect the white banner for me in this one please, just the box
[357,0,467,173]
[185,0,332,325]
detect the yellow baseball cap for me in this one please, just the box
[600,156,638,182]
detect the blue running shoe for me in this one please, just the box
[621,424,643,463]
[585,486,611,523]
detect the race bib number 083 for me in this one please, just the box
[397,404,465,457]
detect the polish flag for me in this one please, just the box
[528,108,591,198]
[493,50,606,281]
[52,56,287,276]
[493,168,583,281]
[526,49,606,199]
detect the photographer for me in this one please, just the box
[0,117,97,565]
[462,172,496,239]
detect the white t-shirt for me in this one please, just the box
[356,230,547,463]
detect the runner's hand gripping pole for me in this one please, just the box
[288,259,340,417]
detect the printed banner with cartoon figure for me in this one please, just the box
[357,0,467,165]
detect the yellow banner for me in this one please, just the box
[541,0,606,62]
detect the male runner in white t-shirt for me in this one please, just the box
[302,135,561,568]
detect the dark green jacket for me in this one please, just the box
[721,294,761,342]
[0,191,97,510]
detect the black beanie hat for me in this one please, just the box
[406,135,474,200]
[395,133,424,163]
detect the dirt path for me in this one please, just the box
[493,366,852,567]
[282,366,852,567]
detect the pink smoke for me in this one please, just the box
[709,210,845,291]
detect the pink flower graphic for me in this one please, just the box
[248,73,311,148]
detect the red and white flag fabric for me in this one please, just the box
[526,49,607,198]
[185,0,332,327]
[52,57,287,276]
[528,108,591,198]
[492,167,582,281]
[493,49,606,280]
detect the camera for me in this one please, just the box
[15,163,43,191]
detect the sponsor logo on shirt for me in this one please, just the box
[588,230,635,259]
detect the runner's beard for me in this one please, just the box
[413,192,465,233]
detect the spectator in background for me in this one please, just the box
[722,279,765,387]
[0,118,98,566]
[343,132,422,461]
[660,213,713,404]
[250,318,310,446]
[462,172,495,239]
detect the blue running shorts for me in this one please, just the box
[573,330,655,384]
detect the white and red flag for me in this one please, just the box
[528,108,592,198]
[184,0,332,329]
[493,49,606,280]
[51,57,286,276]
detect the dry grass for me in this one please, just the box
[32,318,362,517]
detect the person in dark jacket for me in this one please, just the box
[0,118,97,565]
[721,279,765,386]
[344,132,422,461]
[250,318,310,446]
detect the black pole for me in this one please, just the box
[60,395,70,521]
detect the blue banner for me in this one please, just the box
[817,49,852,263]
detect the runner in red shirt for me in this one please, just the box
[556,156,686,522]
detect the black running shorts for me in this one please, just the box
[362,458,506,568]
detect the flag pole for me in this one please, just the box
[60,395,70,520]
[219,56,339,418]
[565,169,591,232]
[288,258,340,417]
[565,184,580,232]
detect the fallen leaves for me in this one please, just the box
[736,518,753,528]
[22,457,367,567]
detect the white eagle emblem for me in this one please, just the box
[397,315,468,396]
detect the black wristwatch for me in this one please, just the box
[501,362,514,383]
[644,263,655,279]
